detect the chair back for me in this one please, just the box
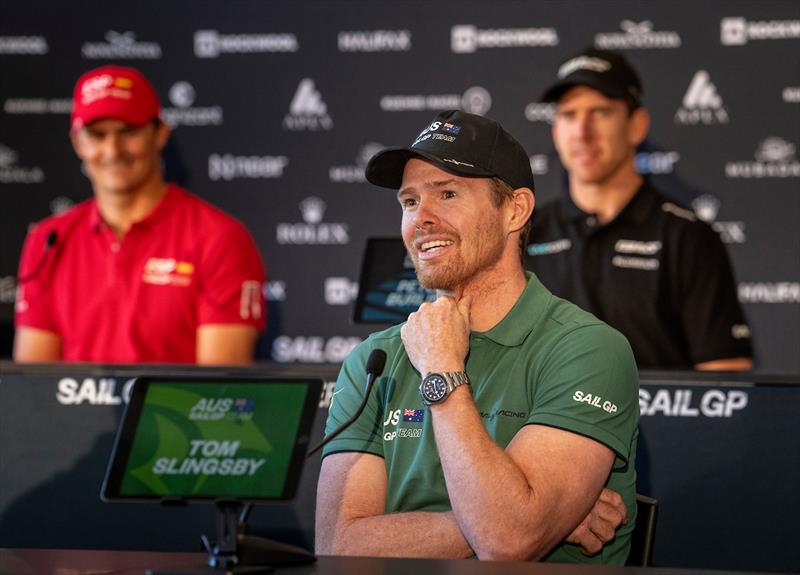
[626,493,659,566]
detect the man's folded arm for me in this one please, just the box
[431,391,617,562]
[315,451,474,558]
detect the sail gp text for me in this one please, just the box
[639,388,748,417]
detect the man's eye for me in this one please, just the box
[442,190,456,199]
[401,198,417,208]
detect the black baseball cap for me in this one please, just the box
[541,47,643,107]
[365,110,535,192]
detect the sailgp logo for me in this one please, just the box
[674,71,729,125]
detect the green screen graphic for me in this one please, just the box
[119,382,308,498]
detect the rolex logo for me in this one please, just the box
[300,196,326,224]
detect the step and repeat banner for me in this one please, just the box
[1,0,798,370]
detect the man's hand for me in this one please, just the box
[400,296,471,375]
[565,488,628,556]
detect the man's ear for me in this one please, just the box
[155,120,170,151]
[509,187,535,233]
[629,107,650,148]
[70,130,83,160]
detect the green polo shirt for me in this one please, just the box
[323,272,639,564]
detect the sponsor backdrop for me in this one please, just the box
[1,364,798,572]
[1,0,799,370]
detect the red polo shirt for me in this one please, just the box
[15,184,266,363]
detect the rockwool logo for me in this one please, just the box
[451,25,558,53]
[194,30,298,58]
[208,154,288,181]
[674,71,729,125]
[283,79,333,131]
[162,81,224,127]
[595,20,681,49]
[276,197,349,245]
[739,282,800,304]
[272,336,362,363]
[725,137,800,179]
[329,142,385,183]
[0,144,44,184]
[721,17,800,45]
[0,36,48,55]
[81,31,161,59]
[380,86,491,115]
[338,30,411,52]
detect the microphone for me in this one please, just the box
[306,349,387,458]
[17,230,58,284]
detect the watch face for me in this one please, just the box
[421,374,447,403]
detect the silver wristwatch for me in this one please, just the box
[419,371,471,405]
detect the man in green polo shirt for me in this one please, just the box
[316,110,639,564]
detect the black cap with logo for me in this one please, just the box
[365,110,535,192]
[541,47,643,107]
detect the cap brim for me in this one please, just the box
[541,75,633,104]
[366,148,494,189]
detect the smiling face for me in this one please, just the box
[71,118,168,198]
[398,158,510,291]
[552,85,647,187]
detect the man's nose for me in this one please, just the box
[412,197,441,228]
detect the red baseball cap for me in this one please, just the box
[71,65,160,131]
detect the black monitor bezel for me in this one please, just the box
[101,375,322,504]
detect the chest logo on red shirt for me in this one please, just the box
[142,257,194,287]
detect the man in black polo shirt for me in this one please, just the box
[527,47,752,370]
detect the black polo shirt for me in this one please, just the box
[525,182,752,369]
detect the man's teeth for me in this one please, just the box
[421,240,454,252]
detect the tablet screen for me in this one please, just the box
[102,377,321,502]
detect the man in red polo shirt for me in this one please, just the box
[14,65,266,364]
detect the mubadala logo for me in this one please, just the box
[524,102,555,123]
[162,81,224,127]
[283,79,333,131]
[50,196,74,215]
[325,277,359,305]
[272,336,362,363]
[692,193,748,245]
[0,276,15,304]
[595,20,681,49]
[3,98,71,115]
[721,17,800,45]
[739,282,800,303]
[783,87,800,103]
[338,30,411,52]
[194,30,298,58]
[725,137,800,179]
[264,280,287,302]
[82,31,162,59]
[530,155,548,175]
[329,142,385,183]
[0,36,48,55]
[451,24,558,53]
[380,86,491,115]
[276,196,349,245]
[208,154,288,181]
[0,144,44,184]
[674,70,729,125]
[635,151,680,174]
